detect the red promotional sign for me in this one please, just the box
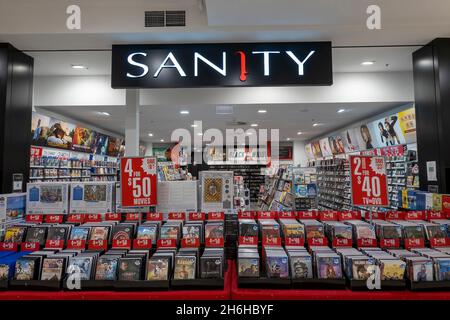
[404,238,425,249]
[157,239,177,249]
[105,213,121,221]
[427,211,444,220]
[30,146,43,157]
[133,239,152,250]
[238,211,254,219]
[350,156,389,207]
[285,237,304,247]
[379,238,400,248]
[262,237,281,247]
[85,214,102,222]
[307,237,327,247]
[319,211,337,221]
[21,242,40,251]
[238,236,258,246]
[67,214,84,224]
[25,214,43,223]
[429,237,450,248]
[168,212,185,220]
[297,211,318,219]
[208,212,225,221]
[120,157,157,207]
[88,239,107,250]
[405,211,425,220]
[385,211,404,220]
[45,214,64,223]
[67,239,86,250]
[357,238,377,248]
[181,238,200,248]
[257,211,277,220]
[189,212,205,221]
[205,237,224,247]
[0,242,18,252]
[332,238,352,247]
[380,145,405,157]
[146,212,163,221]
[278,211,296,219]
[125,213,141,221]
[338,211,361,221]
[45,239,64,249]
[112,239,131,249]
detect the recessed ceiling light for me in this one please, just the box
[258,110,267,114]
[148,133,153,137]
[191,124,198,128]
[286,138,291,141]
[250,123,258,127]
[180,110,190,115]
[361,61,375,66]
[197,132,203,136]
[71,64,87,69]
[297,131,302,135]
[160,139,164,142]
[337,108,346,113]
[97,112,110,116]
[246,132,253,135]
[313,123,322,127]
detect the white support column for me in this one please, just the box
[125,89,140,157]
[293,140,308,167]
[144,142,153,156]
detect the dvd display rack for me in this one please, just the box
[315,158,352,211]
[292,166,318,210]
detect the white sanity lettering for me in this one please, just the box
[66,5,81,30]
[127,52,149,78]
[285,50,315,76]
[252,51,280,76]
[194,52,227,76]
[153,52,187,77]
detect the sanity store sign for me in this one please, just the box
[111,42,332,88]
[120,157,157,207]
[350,155,389,207]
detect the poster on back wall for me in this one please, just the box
[328,134,346,155]
[342,128,360,153]
[304,143,315,159]
[319,138,333,157]
[311,141,323,158]
[45,118,75,149]
[72,126,97,152]
[31,112,51,146]
[108,137,125,157]
[91,133,109,155]
[357,124,377,151]
[370,114,406,148]
[398,108,417,144]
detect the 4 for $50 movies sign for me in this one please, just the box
[120,157,157,207]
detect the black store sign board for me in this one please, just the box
[111,42,332,88]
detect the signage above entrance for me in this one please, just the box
[111,42,332,88]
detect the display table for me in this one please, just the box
[230,265,450,300]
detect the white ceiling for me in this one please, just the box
[30,46,417,76]
[38,102,410,144]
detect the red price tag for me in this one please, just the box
[338,211,361,221]
[25,214,43,223]
[88,239,107,250]
[67,214,84,223]
[307,237,327,247]
[430,237,450,247]
[205,237,224,248]
[332,238,352,247]
[405,211,424,220]
[189,212,205,221]
[386,211,404,220]
[404,238,425,249]
[157,239,177,248]
[357,238,377,248]
[238,211,254,219]
[181,238,200,248]
[379,238,400,248]
[238,236,258,246]
[262,237,281,247]
[146,212,163,221]
[30,146,43,157]
[168,212,185,220]
[297,211,318,219]
[112,239,131,249]
[105,213,121,221]
[120,157,157,207]
[0,242,18,252]
[320,211,337,221]
[208,212,225,221]
[285,237,304,247]
[45,214,64,223]
[279,211,296,219]
[45,239,64,249]
[67,239,86,250]
[427,211,444,220]
[133,239,152,249]
[370,211,386,220]
[257,211,276,220]
[125,213,141,221]
[21,242,40,251]
[350,156,389,207]
[86,214,102,222]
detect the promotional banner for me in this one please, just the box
[350,156,389,207]
[398,107,417,144]
[120,157,158,207]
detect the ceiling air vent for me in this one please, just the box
[145,10,186,27]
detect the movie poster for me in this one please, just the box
[31,112,51,146]
[319,138,333,157]
[398,107,417,144]
[311,141,323,158]
[304,144,315,159]
[108,137,125,157]
[341,128,360,153]
[328,134,346,155]
[72,126,97,152]
[45,118,75,149]
[370,114,406,148]
[91,133,109,155]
